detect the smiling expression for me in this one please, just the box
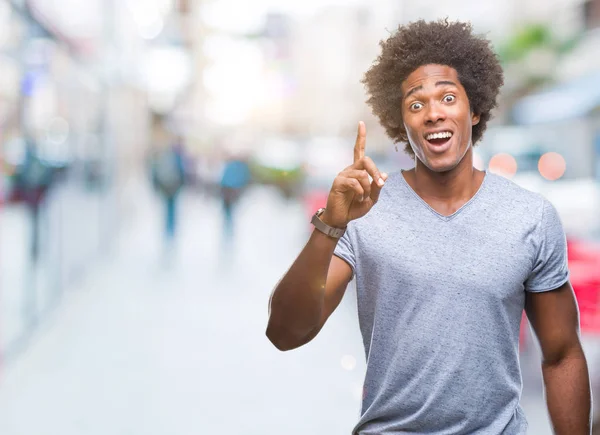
[401,64,480,173]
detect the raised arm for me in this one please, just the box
[266,122,387,351]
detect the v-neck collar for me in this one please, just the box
[399,169,489,222]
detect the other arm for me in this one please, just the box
[525,281,592,434]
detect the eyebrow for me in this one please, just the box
[404,80,458,100]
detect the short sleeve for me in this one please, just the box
[525,199,570,292]
[334,228,356,279]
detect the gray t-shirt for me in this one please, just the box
[334,170,569,435]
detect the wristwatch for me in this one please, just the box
[311,208,346,239]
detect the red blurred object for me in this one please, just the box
[302,189,329,233]
[567,238,600,334]
[303,190,329,217]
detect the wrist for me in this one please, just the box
[311,208,346,239]
[320,210,347,229]
[310,226,342,244]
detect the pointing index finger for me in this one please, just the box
[353,121,366,164]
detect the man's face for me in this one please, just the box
[401,64,480,173]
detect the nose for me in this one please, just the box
[424,101,446,124]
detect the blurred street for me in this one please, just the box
[0,181,573,435]
[0,0,600,433]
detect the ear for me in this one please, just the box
[471,112,480,126]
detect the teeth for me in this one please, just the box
[426,131,452,140]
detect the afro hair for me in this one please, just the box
[362,19,504,156]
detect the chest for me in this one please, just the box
[354,214,535,308]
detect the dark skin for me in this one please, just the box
[400,64,483,215]
[267,63,591,433]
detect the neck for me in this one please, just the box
[411,149,481,201]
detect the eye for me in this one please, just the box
[443,94,456,103]
[410,102,423,111]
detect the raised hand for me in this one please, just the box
[321,122,388,228]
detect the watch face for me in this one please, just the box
[316,208,326,216]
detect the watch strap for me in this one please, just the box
[311,208,346,239]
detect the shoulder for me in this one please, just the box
[485,172,538,198]
[484,172,546,215]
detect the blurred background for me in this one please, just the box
[0,0,598,433]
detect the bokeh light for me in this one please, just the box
[487,153,518,178]
[45,116,70,145]
[538,152,566,181]
[341,355,356,371]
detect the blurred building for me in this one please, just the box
[505,0,600,182]
[0,0,186,361]
[280,5,395,145]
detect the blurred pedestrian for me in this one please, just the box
[266,19,591,434]
[12,136,55,326]
[13,137,53,263]
[219,154,250,238]
[151,137,186,247]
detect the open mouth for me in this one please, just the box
[425,131,453,147]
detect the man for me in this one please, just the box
[266,19,592,434]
